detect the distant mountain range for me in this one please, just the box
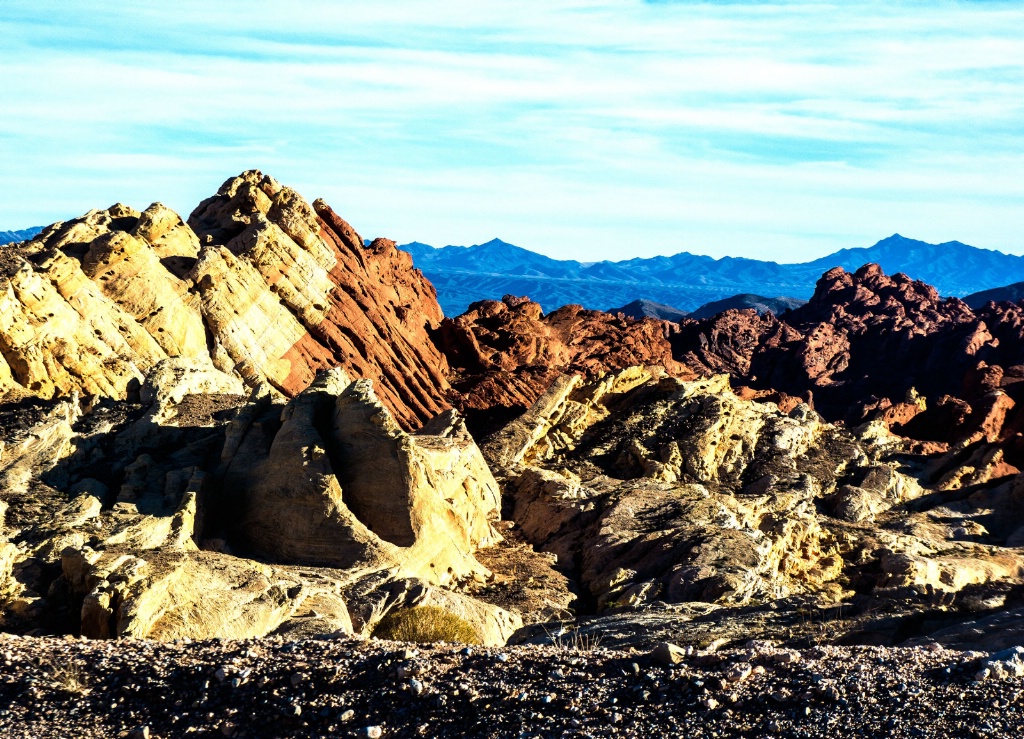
[0,227,41,244]
[402,235,1024,317]
[612,299,690,323]
[613,294,807,322]
[963,282,1024,309]
[9,225,1024,319]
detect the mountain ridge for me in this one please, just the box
[0,226,42,244]
[402,233,1024,317]
[964,281,1024,309]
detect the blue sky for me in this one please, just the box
[1,1,1022,262]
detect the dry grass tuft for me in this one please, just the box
[547,627,603,652]
[44,657,89,696]
[372,606,482,645]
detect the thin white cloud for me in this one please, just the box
[0,0,1021,262]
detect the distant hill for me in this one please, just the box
[689,294,806,320]
[0,227,42,244]
[402,234,1024,317]
[963,282,1024,309]
[612,299,689,323]
[613,295,804,323]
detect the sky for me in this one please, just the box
[1,1,1022,263]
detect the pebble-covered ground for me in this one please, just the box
[1,633,1021,738]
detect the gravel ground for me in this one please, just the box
[0,633,1021,739]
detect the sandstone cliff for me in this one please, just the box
[0,171,450,430]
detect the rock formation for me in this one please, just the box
[1,171,450,430]
[436,295,692,436]
[221,368,502,584]
[187,171,451,428]
[673,264,1024,447]
[5,173,1024,660]
[0,362,520,645]
[487,368,1024,648]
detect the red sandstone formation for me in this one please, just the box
[0,171,450,430]
[669,263,1024,476]
[188,171,452,428]
[435,295,693,433]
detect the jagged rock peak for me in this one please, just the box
[0,170,452,429]
[435,294,693,436]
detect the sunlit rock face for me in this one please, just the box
[0,360,515,645]
[490,368,1024,649]
[1,170,451,431]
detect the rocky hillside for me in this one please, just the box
[612,298,690,323]
[672,263,1024,438]
[2,172,1023,739]
[964,280,1024,309]
[688,293,806,319]
[434,295,691,436]
[0,171,451,430]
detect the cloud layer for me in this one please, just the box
[1,1,1022,261]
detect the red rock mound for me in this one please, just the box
[671,263,1024,473]
[436,295,693,434]
[188,171,451,428]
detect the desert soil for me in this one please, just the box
[1,633,1021,738]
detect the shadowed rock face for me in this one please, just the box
[0,170,450,431]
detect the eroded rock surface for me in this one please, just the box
[5,175,1024,662]
[673,264,1024,440]
[0,364,518,645]
[491,369,1024,649]
[437,295,692,436]
[222,368,502,584]
[1,171,450,430]
[188,171,452,428]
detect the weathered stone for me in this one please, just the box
[225,368,501,585]
[1,170,453,430]
[437,295,692,437]
[651,641,690,665]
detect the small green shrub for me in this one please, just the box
[372,606,481,645]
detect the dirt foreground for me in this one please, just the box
[1,633,1022,738]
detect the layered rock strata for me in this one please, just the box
[0,171,450,430]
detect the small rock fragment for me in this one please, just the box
[725,663,752,683]
[651,642,690,666]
